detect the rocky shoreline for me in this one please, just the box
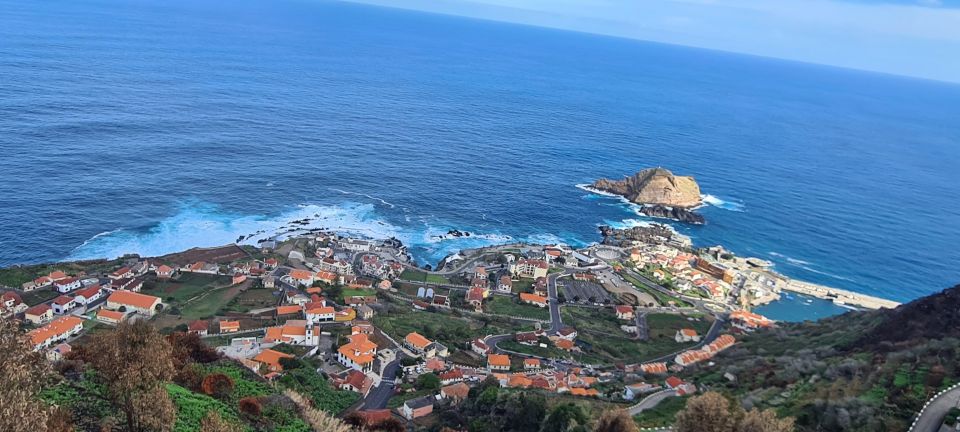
[638,204,705,225]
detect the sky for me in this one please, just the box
[346,0,960,83]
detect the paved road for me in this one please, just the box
[634,311,649,341]
[909,386,960,432]
[547,272,565,333]
[359,358,400,410]
[628,389,678,415]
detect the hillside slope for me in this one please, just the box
[684,284,960,432]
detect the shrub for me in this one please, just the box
[238,397,263,417]
[201,373,235,399]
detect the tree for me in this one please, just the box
[541,403,587,432]
[199,411,242,432]
[201,373,235,399]
[86,320,176,432]
[238,397,262,417]
[417,373,441,390]
[674,392,795,432]
[674,392,739,432]
[739,408,795,432]
[168,331,219,366]
[0,316,58,432]
[374,418,405,432]
[594,410,639,432]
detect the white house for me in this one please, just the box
[55,277,82,293]
[72,285,103,306]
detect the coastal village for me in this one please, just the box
[0,221,902,430]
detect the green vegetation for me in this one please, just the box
[499,340,569,360]
[646,313,712,338]
[0,259,122,288]
[511,278,535,293]
[20,288,60,306]
[672,285,960,432]
[221,288,277,314]
[167,383,245,432]
[374,301,527,352]
[485,295,550,320]
[149,273,238,320]
[561,307,706,364]
[278,366,359,414]
[620,271,692,307]
[197,362,274,404]
[339,288,377,303]
[399,269,450,285]
[633,396,688,428]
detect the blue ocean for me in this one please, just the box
[2,0,959,320]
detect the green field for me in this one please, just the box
[512,278,535,293]
[373,303,527,351]
[485,295,550,320]
[21,288,60,306]
[149,273,238,320]
[340,288,377,303]
[561,308,708,364]
[148,273,233,304]
[499,340,569,360]
[220,287,277,313]
[399,269,451,285]
[646,313,712,338]
[561,307,627,335]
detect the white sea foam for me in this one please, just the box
[701,194,745,212]
[575,183,621,198]
[330,188,396,208]
[66,200,580,266]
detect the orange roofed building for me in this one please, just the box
[28,316,84,351]
[252,349,295,374]
[105,291,162,316]
[404,332,433,356]
[219,320,241,333]
[487,353,510,371]
[519,292,548,307]
[337,333,378,373]
[730,310,774,331]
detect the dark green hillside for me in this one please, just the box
[683,284,960,432]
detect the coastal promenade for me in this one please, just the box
[782,279,900,310]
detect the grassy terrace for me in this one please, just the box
[620,271,692,307]
[485,295,550,320]
[220,287,277,313]
[373,298,531,351]
[561,307,711,364]
[499,340,570,360]
[399,269,451,285]
[143,273,240,324]
[396,282,451,298]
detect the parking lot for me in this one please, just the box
[558,279,613,304]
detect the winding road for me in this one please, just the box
[908,385,960,432]
[629,389,678,415]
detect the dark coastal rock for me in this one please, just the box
[639,205,705,225]
[599,224,677,247]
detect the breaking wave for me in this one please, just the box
[66,199,584,266]
[701,194,745,212]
